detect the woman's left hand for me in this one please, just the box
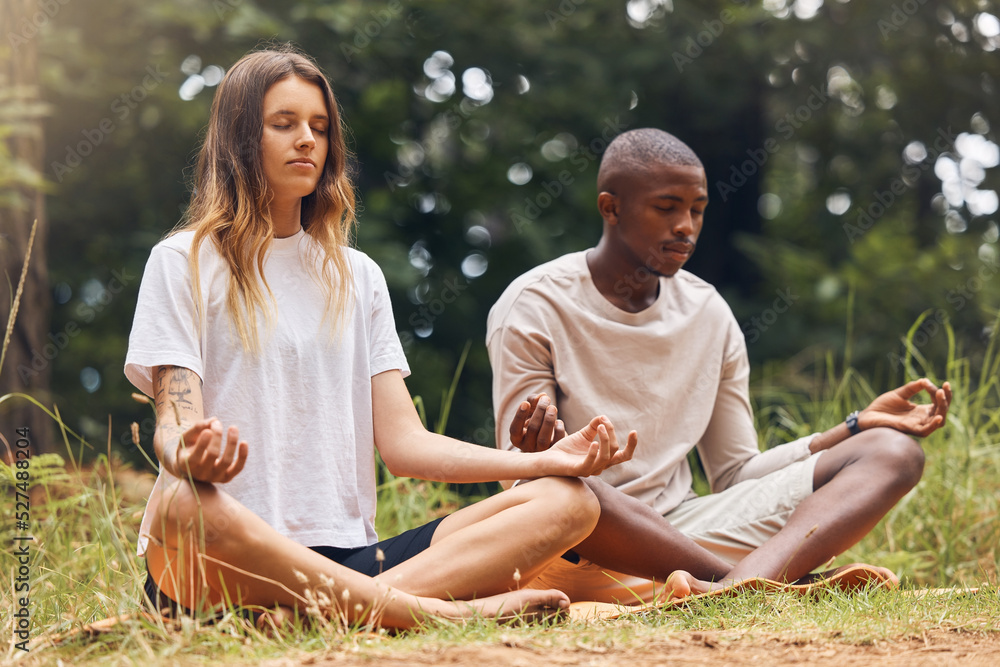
[541,415,638,477]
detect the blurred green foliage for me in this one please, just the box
[8,0,999,465]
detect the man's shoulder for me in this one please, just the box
[669,269,733,311]
[488,251,588,325]
[671,268,717,294]
[501,251,588,296]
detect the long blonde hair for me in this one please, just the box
[176,45,357,352]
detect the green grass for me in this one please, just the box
[749,312,1000,588]
[2,332,998,664]
[2,235,998,662]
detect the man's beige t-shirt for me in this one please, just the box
[487,250,812,516]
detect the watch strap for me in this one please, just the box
[845,410,861,436]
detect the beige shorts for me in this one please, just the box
[527,453,821,604]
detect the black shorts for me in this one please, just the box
[309,516,445,576]
[141,517,446,617]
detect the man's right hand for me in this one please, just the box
[172,418,248,484]
[509,393,567,453]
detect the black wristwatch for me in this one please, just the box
[845,410,862,436]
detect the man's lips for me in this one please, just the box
[660,243,694,260]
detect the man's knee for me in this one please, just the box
[868,428,925,487]
[581,475,618,507]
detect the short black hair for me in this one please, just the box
[597,128,703,192]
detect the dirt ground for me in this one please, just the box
[260,629,1000,666]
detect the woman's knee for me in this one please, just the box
[526,476,601,536]
[154,479,247,549]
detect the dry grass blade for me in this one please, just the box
[0,218,37,375]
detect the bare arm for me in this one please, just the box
[808,378,952,454]
[152,365,248,482]
[372,370,635,483]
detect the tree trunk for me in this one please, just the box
[1,0,54,457]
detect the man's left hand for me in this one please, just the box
[859,378,952,437]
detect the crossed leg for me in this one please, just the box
[668,427,925,595]
[569,477,731,583]
[145,475,599,629]
[376,476,600,597]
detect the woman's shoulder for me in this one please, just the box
[343,246,387,285]
[151,230,207,260]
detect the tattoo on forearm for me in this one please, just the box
[155,366,167,401]
[167,367,194,406]
[154,367,198,431]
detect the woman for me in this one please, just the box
[125,46,635,628]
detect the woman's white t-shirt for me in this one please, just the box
[125,229,409,556]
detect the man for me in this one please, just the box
[487,128,951,603]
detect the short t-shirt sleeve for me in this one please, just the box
[124,240,204,397]
[364,257,410,379]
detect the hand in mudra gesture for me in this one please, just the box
[859,378,952,437]
[541,414,638,477]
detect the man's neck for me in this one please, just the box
[586,242,660,314]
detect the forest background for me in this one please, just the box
[2,0,999,470]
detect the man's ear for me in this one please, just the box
[597,191,619,225]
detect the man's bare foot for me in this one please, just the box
[661,570,722,602]
[793,563,899,588]
[447,588,570,623]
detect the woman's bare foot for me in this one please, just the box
[256,604,298,635]
[445,588,569,623]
